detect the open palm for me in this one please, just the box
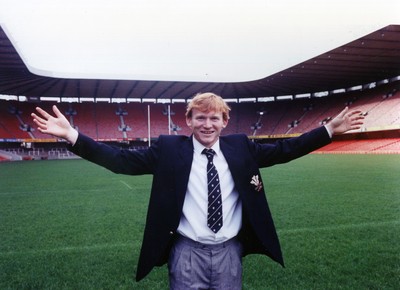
[31,105,78,143]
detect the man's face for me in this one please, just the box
[186,109,228,148]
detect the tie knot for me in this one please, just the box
[202,148,216,160]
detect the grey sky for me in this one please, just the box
[0,0,399,82]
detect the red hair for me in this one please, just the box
[185,92,230,121]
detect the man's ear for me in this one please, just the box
[186,117,193,129]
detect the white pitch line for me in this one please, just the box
[279,220,399,234]
[119,180,132,189]
[0,188,111,195]
[0,243,132,257]
[1,221,398,257]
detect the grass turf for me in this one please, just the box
[0,154,399,289]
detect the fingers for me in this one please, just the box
[31,112,46,125]
[350,122,363,130]
[349,111,365,122]
[348,110,363,117]
[348,110,365,130]
[31,107,52,133]
[337,106,349,118]
[31,113,47,132]
[52,105,62,118]
[339,108,365,123]
[34,106,51,119]
[31,107,50,124]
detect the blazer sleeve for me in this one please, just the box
[250,126,331,168]
[67,133,158,175]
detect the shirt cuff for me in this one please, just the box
[324,125,333,139]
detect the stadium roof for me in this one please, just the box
[0,24,399,101]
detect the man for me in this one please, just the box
[32,92,364,289]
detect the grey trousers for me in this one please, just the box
[168,235,243,290]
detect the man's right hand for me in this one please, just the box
[31,105,79,145]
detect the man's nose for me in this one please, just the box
[203,118,212,128]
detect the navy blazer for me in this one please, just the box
[68,126,331,281]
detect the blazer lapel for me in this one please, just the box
[220,138,246,185]
[220,137,259,202]
[174,136,194,205]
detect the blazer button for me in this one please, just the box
[169,231,174,235]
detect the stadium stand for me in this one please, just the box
[123,103,148,139]
[0,155,8,161]
[71,102,98,138]
[315,138,400,154]
[0,81,399,160]
[0,101,31,139]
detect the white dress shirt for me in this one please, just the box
[177,137,242,244]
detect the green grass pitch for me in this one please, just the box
[1,154,399,289]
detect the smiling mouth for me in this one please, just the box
[201,130,214,134]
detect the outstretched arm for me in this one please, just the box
[326,107,364,135]
[31,105,79,145]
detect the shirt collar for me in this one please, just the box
[192,136,221,156]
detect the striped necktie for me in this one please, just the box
[202,148,223,233]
